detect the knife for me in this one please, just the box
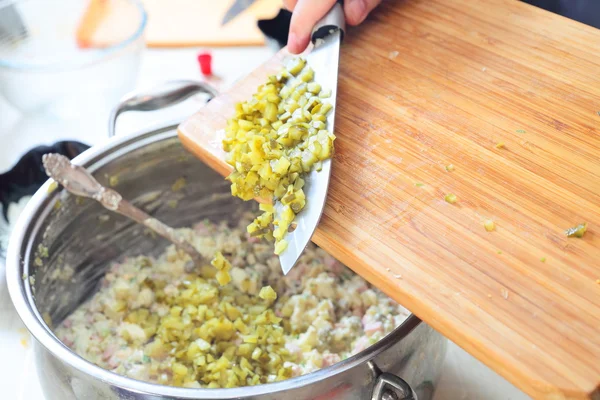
[278,2,345,275]
[222,0,258,26]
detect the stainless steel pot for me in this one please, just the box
[6,82,447,400]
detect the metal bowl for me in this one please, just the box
[6,120,447,399]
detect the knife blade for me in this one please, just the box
[222,0,258,26]
[278,3,345,275]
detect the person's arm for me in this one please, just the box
[284,0,382,54]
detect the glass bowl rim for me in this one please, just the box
[0,0,147,71]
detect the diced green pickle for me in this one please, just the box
[222,57,334,256]
[565,223,587,238]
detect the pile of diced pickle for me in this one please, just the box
[223,57,335,255]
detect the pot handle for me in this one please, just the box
[108,80,219,138]
[369,361,417,400]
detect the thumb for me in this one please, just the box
[288,0,337,54]
[344,0,382,26]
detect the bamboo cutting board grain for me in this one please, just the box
[178,0,600,398]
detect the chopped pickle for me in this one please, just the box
[109,175,119,187]
[307,82,321,94]
[258,286,277,301]
[211,252,233,286]
[222,57,335,256]
[445,164,455,172]
[298,67,314,83]
[565,222,587,238]
[216,270,232,286]
[47,180,58,194]
[319,89,332,98]
[287,58,306,75]
[172,177,187,192]
[211,252,231,271]
[483,219,495,232]
[274,240,288,255]
[444,194,457,204]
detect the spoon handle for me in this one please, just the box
[42,153,205,267]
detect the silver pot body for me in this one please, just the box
[7,123,447,400]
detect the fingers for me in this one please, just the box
[282,0,297,11]
[287,0,337,54]
[344,0,382,26]
[286,0,382,54]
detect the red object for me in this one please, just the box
[197,52,212,76]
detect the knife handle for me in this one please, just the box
[311,0,346,44]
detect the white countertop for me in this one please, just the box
[0,45,530,400]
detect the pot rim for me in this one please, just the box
[6,122,421,398]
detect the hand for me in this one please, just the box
[284,0,382,54]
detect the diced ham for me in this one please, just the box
[107,357,120,369]
[322,353,341,367]
[290,363,303,377]
[356,284,368,293]
[194,223,210,234]
[102,344,117,361]
[363,321,383,336]
[324,256,343,274]
[361,314,371,325]
[247,236,260,243]
[352,336,370,353]
[285,342,302,359]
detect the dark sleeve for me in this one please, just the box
[521,0,600,29]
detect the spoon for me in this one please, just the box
[42,153,205,267]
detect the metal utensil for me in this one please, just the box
[109,80,218,138]
[222,0,258,26]
[278,2,345,275]
[41,153,206,267]
[7,121,445,400]
[0,2,28,43]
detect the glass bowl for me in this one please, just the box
[0,0,146,114]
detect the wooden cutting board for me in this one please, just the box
[77,0,281,48]
[179,0,600,398]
